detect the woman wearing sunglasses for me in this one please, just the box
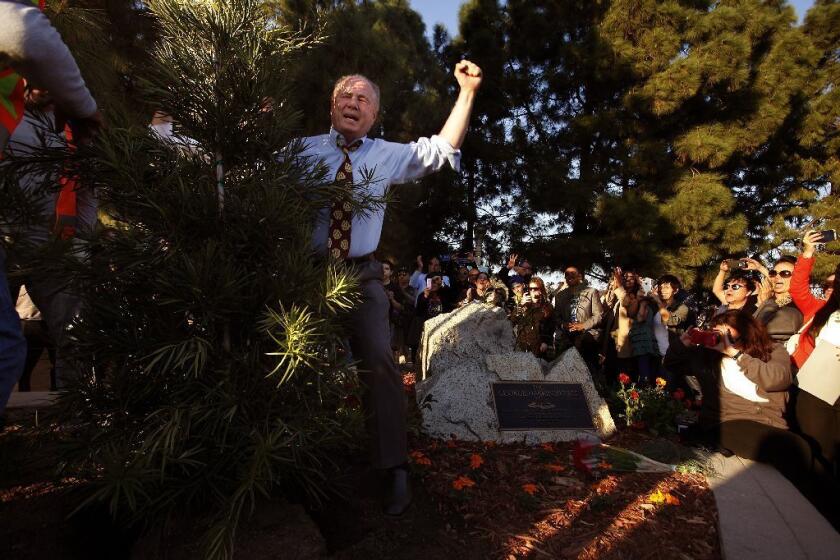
[512,277,555,359]
[712,262,758,316]
[752,256,804,343]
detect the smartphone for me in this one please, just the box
[726,259,748,269]
[426,278,433,289]
[815,230,837,243]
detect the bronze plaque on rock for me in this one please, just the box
[492,382,595,431]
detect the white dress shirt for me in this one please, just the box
[299,128,460,258]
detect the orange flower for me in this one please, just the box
[648,490,681,506]
[469,453,484,470]
[630,390,640,401]
[409,450,431,466]
[545,463,566,472]
[522,483,539,496]
[452,475,476,490]
[618,373,631,385]
[655,377,667,388]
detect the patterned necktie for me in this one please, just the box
[327,137,362,260]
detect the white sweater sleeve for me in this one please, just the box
[0,1,97,119]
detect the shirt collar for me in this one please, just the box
[329,127,367,149]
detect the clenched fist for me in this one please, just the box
[454,60,482,93]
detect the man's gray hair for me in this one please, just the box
[331,74,381,111]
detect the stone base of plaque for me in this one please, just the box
[415,304,615,444]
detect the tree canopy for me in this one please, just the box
[449,0,838,283]
[35,0,840,282]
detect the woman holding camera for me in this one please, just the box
[712,261,758,316]
[512,277,555,359]
[789,231,840,477]
[663,310,813,484]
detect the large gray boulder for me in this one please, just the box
[416,304,615,443]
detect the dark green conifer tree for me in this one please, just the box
[3,1,364,557]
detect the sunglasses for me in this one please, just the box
[723,283,744,291]
[768,270,792,278]
[529,286,541,291]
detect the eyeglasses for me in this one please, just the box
[768,270,792,278]
[529,286,540,291]
[723,283,744,291]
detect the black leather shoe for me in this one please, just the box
[383,466,412,516]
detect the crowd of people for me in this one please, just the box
[393,234,839,518]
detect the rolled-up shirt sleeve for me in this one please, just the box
[386,135,460,184]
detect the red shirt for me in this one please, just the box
[789,255,826,368]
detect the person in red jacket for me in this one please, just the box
[789,230,840,478]
[789,231,840,368]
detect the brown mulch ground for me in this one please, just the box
[315,372,721,559]
[0,371,722,559]
[402,434,719,560]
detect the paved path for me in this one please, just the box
[6,391,58,409]
[708,453,840,560]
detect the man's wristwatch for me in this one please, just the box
[731,350,743,360]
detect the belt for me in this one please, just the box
[345,253,376,267]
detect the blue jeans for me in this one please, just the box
[0,249,26,414]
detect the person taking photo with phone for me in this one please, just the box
[788,230,840,480]
[512,277,555,359]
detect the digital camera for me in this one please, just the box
[687,328,721,347]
